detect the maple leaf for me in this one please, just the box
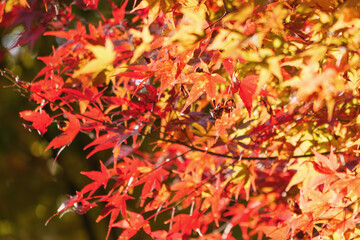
[131,25,154,63]
[223,58,234,76]
[73,38,115,78]
[165,212,201,235]
[152,49,189,98]
[84,127,139,159]
[169,181,197,205]
[233,75,271,117]
[0,2,5,23]
[45,192,96,226]
[144,184,171,212]
[96,192,134,239]
[286,160,311,192]
[137,167,170,208]
[227,162,256,201]
[169,7,207,50]
[81,161,110,196]
[214,113,233,136]
[312,147,339,173]
[111,0,128,24]
[180,65,226,113]
[20,110,52,135]
[112,211,151,239]
[30,73,64,102]
[131,0,161,25]
[300,188,344,226]
[45,112,81,151]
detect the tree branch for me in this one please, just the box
[141,131,343,161]
[205,0,230,30]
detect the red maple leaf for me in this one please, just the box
[110,0,129,24]
[96,192,134,239]
[75,0,99,10]
[223,58,234,76]
[166,212,201,235]
[137,167,170,207]
[0,2,5,23]
[234,75,271,116]
[45,112,80,151]
[45,192,96,226]
[20,110,52,135]
[112,211,151,239]
[81,161,110,196]
[181,69,226,113]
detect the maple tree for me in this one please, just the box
[2,0,360,239]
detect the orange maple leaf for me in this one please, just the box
[180,64,226,113]
[312,147,339,172]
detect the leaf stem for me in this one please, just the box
[205,0,230,30]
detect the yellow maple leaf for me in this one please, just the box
[130,26,153,63]
[131,0,166,25]
[73,38,115,78]
[169,7,207,50]
[179,0,208,15]
[314,0,338,11]
[180,69,226,113]
[283,64,344,121]
[5,0,29,12]
[286,160,320,191]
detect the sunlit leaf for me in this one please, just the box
[20,110,52,135]
[73,38,116,77]
[45,112,80,151]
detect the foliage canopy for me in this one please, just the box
[2,0,360,239]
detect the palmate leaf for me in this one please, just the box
[312,147,339,172]
[180,71,226,113]
[237,75,256,116]
[165,212,201,236]
[96,192,134,239]
[137,167,170,208]
[84,127,139,159]
[45,112,80,151]
[131,0,160,24]
[144,184,171,212]
[45,192,96,226]
[112,211,151,239]
[7,0,360,239]
[81,161,110,196]
[73,38,116,78]
[0,2,5,23]
[233,75,271,116]
[20,110,52,135]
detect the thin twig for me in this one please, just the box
[205,0,231,30]
[142,132,339,161]
[1,68,346,161]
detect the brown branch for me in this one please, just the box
[205,0,231,30]
[142,132,342,161]
[2,68,347,162]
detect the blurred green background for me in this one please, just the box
[0,2,125,239]
[0,45,118,240]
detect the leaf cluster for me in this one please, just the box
[2,0,360,239]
